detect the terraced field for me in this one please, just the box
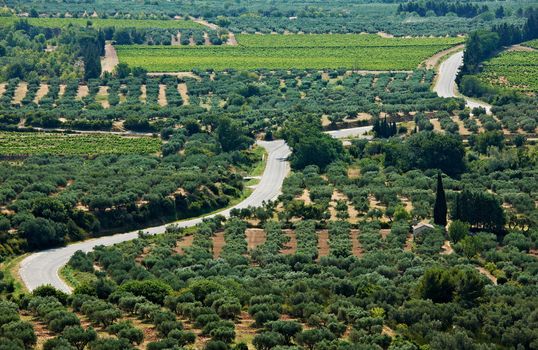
[116,34,464,71]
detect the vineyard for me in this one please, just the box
[0,16,204,29]
[0,132,161,156]
[116,34,462,71]
[235,34,464,48]
[479,51,538,93]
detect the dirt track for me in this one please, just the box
[101,42,119,74]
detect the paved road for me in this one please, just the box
[19,139,291,293]
[434,51,492,114]
[19,124,375,293]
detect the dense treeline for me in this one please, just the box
[3,0,535,36]
[1,69,466,134]
[397,1,489,18]
[0,20,103,81]
[44,127,538,350]
[0,121,255,257]
[460,8,538,77]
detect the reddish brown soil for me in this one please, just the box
[404,234,414,252]
[245,228,266,251]
[174,235,194,255]
[350,229,363,257]
[213,231,225,259]
[380,229,391,240]
[317,230,330,259]
[280,229,297,255]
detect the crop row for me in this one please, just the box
[479,51,538,93]
[116,44,456,71]
[235,33,463,48]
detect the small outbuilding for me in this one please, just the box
[412,222,434,237]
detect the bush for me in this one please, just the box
[119,280,172,304]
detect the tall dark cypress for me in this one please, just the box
[433,172,447,226]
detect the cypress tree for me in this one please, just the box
[433,172,447,226]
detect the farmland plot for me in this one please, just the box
[116,34,463,71]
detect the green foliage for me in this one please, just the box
[283,115,344,171]
[119,280,172,304]
[418,267,486,304]
[452,190,506,233]
[448,220,469,243]
[433,172,447,226]
[0,132,161,156]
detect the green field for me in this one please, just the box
[479,51,538,93]
[523,39,538,49]
[235,34,463,47]
[116,34,463,71]
[0,132,161,156]
[0,16,204,29]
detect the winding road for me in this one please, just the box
[19,49,486,294]
[434,51,492,114]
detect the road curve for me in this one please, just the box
[19,124,375,293]
[434,51,492,114]
[19,140,291,293]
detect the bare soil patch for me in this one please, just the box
[227,32,238,46]
[380,229,391,240]
[13,82,28,105]
[347,165,360,179]
[140,85,147,103]
[476,266,497,285]
[441,240,454,255]
[332,190,347,202]
[321,115,331,127]
[213,231,225,259]
[382,325,396,338]
[124,315,160,348]
[34,84,49,104]
[21,312,55,350]
[404,234,414,252]
[351,229,363,257]
[158,84,167,107]
[348,205,359,224]
[508,44,536,52]
[77,84,89,100]
[203,32,212,46]
[234,311,257,346]
[0,83,6,97]
[148,72,201,81]
[377,32,394,38]
[473,117,486,133]
[59,84,66,98]
[318,230,330,259]
[191,17,219,30]
[368,195,385,210]
[297,189,312,205]
[101,42,119,74]
[430,118,444,132]
[172,235,193,255]
[451,116,471,136]
[280,229,297,255]
[178,83,189,105]
[96,86,109,108]
[135,246,151,264]
[398,195,414,212]
[246,228,266,251]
